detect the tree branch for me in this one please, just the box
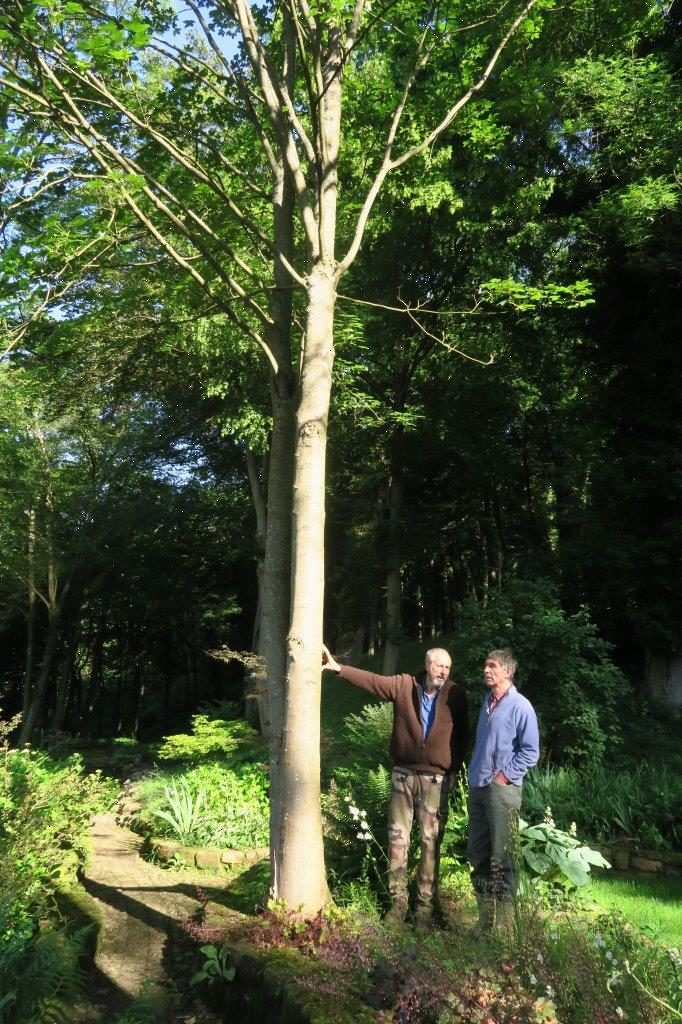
[337,0,538,277]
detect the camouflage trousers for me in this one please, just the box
[387,766,449,909]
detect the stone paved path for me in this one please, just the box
[72,813,227,1024]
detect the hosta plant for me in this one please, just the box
[519,809,610,888]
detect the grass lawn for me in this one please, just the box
[587,872,682,947]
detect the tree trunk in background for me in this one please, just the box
[52,605,83,732]
[246,448,267,648]
[19,552,74,744]
[246,448,272,738]
[367,596,377,656]
[21,508,37,726]
[383,431,405,675]
[80,616,105,738]
[132,659,145,739]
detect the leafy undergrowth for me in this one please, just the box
[129,715,269,850]
[178,894,682,1024]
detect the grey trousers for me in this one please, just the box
[467,783,522,900]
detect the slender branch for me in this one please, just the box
[403,307,495,366]
[394,0,538,169]
[3,174,71,214]
[335,22,432,276]
[179,0,281,176]
[2,231,117,360]
[231,0,320,256]
[336,292,501,316]
[51,44,277,254]
[26,50,283,323]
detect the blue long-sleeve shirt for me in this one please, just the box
[467,685,539,788]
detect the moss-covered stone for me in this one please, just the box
[210,942,377,1024]
[185,906,375,1023]
[53,880,103,962]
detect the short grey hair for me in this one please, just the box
[486,648,517,678]
[425,647,451,665]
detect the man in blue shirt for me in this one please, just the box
[467,648,539,933]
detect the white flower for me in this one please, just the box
[545,986,554,998]
[615,1008,625,1019]
[570,821,577,836]
[349,805,360,819]
[529,974,537,986]
[536,953,544,964]
[344,795,351,803]
[550,932,558,941]
[357,831,371,841]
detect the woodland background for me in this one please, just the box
[1,0,680,748]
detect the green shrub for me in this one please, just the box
[0,716,114,1024]
[518,811,610,889]
[0,923,90,1024]
[1,744,116,940]
[157,715,265,765]
[452,578,628,768]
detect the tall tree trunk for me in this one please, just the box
[277,261,336,912]
[263,384,296,895]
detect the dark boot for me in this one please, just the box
[383,897,408,926]
[470,895,496,937]
[413,904,433,932]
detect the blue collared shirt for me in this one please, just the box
[421,686,440,740]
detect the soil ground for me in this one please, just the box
[71,813,227,1024]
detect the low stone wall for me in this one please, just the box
[592,846,681,876]
[150,836,269,872]
[116,787,269,873]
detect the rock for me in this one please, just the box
[221,849,247,864]
[195,849,223,871]
[151,839,179,862]
[631,856,662,873]
[612,849,630,870]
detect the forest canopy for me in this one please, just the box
[0,0,680,911]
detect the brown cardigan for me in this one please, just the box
[338,665,469,776]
